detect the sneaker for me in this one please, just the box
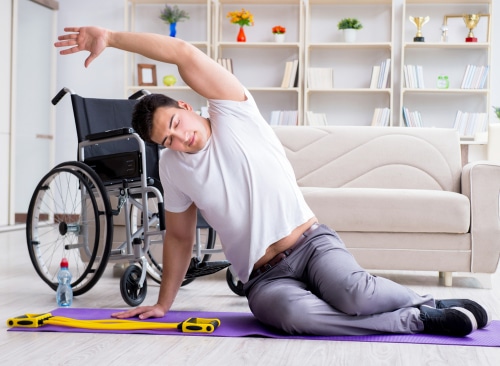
[435,299,491,329]
[419,305,477,337]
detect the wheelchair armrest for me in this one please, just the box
[86,127,135,141]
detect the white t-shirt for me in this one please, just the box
[159,89,314,282]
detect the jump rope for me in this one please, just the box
[7,313,220,333]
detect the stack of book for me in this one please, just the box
[269,110,299,126]
[460,65,489,89]
[305,111,328,126]
[307,68,334,89]
[369,58,391,89]
[280,60,299,88]
[402,107,423,127]
[403,64,425,88]
[453,111,488,138]
[217,58,233,74]
[371,107,390,126]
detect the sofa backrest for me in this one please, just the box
[273,126,462,193]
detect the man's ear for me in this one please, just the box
[177,100,193,111]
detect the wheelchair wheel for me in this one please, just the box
[120,264,147,307]
[226,266,245,296]
[26,161,113,296]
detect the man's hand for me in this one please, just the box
[54,26,109,68]
[111,303,166,320]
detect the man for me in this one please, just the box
[54,26,489,336]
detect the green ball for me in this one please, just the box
[163,75,177,86]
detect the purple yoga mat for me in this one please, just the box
[8,308,500,347]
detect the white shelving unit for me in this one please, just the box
[304,0,394,126]
[214,0,304,125]
[123,0,493,137]
[124,0,212,112]
[401,0,493,142]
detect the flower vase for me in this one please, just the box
[274,33,285,43]
[169,22,177,37]
[237,27,246,42]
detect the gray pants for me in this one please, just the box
[244,225,434,336]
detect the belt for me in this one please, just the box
[249,222,320,281]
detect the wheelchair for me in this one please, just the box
[26,87,245,306]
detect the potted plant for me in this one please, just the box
[337,18,363,43]
[159,5,190,37]
[272,25,286,43]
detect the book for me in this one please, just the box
[371,107,390,126]
[402,106,423,127]
[453,110,488,137]
[270,110,298,126]
[403,64,425,89]
[305,111,327,126]
[307,68,333,89]
[288,59,299,88]
[281,61,293,88]
[371,108,381,126]
[377,58,391,89]
[217,58,233,74]
[416,65,425,88]
[369,65,381,89]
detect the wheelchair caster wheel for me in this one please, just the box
[226,267,245,296]
[120,264,147,306]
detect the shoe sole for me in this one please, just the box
[450,307,478,335]
[421,305,477,337]
[436,299,491,328]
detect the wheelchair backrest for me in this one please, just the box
[70,94,161,189]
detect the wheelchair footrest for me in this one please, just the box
[184,258,231,280]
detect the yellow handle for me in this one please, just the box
[7,313,53,328]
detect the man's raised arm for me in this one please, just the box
[55,26,245,102]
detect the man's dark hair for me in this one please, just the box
[132,93,180,143]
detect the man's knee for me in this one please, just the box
[336,271,379,315]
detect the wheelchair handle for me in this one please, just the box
[51,87,75,105]
[128,89,151,100]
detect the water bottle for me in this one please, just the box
[56,258,73,307]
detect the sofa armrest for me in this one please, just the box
[461,161,500,273]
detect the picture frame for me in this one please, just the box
[137,64,157,86]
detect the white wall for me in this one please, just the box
[0,1,13,226]
[55,0,126,164]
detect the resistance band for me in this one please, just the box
[7,313,220,333]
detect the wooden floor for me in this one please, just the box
[1,227,499,365]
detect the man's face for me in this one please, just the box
[150,101,211,153]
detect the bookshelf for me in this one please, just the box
[124,0,212,113]
[214,0,303,125]
[123,0,494,140]
[304,0,394,126]
[400,0,493,142]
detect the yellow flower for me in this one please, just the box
[227,8,254,27]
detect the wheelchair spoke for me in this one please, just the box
[27,162,112,296]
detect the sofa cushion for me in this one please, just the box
[274,126,462,193]
[301,187,470,233]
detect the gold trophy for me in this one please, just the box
[463,14,481,42]
[409,16,430,42]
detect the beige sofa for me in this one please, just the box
[273,125,500,287]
